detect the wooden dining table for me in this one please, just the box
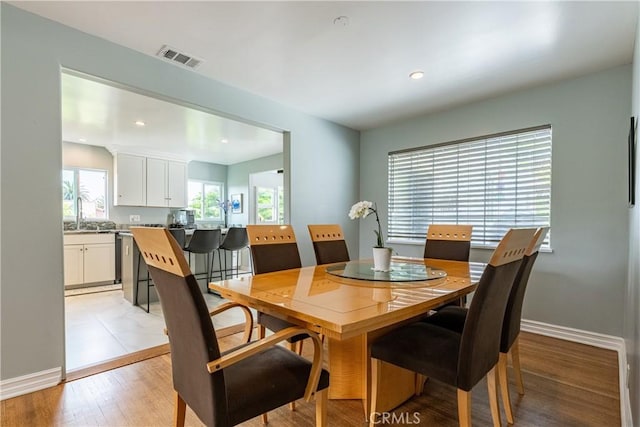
[209,256,484,414]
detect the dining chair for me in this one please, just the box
[424,224,473,261]
[130,227,329,427]
[420,227,548,424]
[246,224,311,416]
[184,229,222,285]
[425,224,473,307]
[369,227,536,427]
[307,224,350,265]
[246,225,308,351]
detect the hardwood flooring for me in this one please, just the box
[1,331,620,426]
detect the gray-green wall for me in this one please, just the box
[360,65,631,337]
[1,4,359,381]
[626,10,640,423]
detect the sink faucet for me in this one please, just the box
[76,197,83,229]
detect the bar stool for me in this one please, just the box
[168,228,186,249]
[184,229,222,286]
[219,227,251,279]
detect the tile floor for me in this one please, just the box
[64,289,247,371]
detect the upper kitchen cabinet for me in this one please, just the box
[146,158,187,208]
[114,154,186,207]
[114,154,146,206]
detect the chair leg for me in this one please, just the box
[261,413,268,424]
[499,352,514,424]
[415,374,427,396]
[457,389,472,427]
[487,365,501,427]
[511,336,525,395]
[315,388,328,427]
[295,339,304,355]
[368,358,382,427]
[258,324,266,340]
[174,391,186,427]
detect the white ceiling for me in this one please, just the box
[11,1,639,136]
[61,72,283,165]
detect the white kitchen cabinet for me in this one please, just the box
[146,158,187,208]
[114,154,146,206]
[63,234,115,287]
[83,243,116,284]
[63,244,84,286]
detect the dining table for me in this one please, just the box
[209,256,484,414]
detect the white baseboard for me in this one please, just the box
[521,319,633,427]
[0,367,62,401]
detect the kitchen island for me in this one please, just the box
[120,229,237,311]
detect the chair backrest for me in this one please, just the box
[220,227,249,251]
[246,225,301,274]
[307,224,350,265]
[168,228,186,249]
[457,228,536,391]
[130,227,229,426]
[501,227,549,353]
[424,224,473,261]
[186,229,222,253]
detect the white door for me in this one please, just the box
[83,243,115,284]
[63,244,84,287]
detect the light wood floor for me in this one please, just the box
[1,331,620,426]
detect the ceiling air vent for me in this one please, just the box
[156,45,203,69]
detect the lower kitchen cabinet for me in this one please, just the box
[63,233,115,287]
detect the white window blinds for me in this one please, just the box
[388,126,552,248]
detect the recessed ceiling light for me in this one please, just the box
[135,120,145,127]
[409,70,425,80]
[221,139,229,144]
[78,138,87,143]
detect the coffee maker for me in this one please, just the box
[169,209,196,229]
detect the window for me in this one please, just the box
[256,186,284,224]
[188,180,223,221]
[388,125,552,249]
[62,168,108,220]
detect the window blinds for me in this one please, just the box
[388,126,552,248]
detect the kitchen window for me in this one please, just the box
[62,168,108,220]
[188,180,223,221]
[388,125,552,249]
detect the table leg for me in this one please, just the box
[327,334,416,418]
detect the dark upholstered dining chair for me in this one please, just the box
[245,225,308,351]
[424,224,473,261]
[307,224,350,265]
[421,227,548,425]
[425,224,473,307]
[369,228,536,427]
[130,227,329,427]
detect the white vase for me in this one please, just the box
[372,247,392,272]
